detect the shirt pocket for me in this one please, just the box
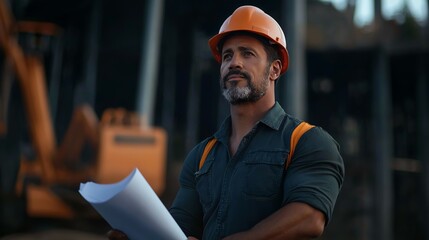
[194,158,214,210]
[243,151,287,200]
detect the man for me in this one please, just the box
[109,5,344,240]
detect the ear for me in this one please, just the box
[269,59,282,81]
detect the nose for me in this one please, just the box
[228,54,243,70]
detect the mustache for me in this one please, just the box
[223,69,251,83]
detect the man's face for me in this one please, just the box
[219,35,271,105]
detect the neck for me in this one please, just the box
[229,96,275,140]
[227,97,275,156]
[227,83,276,156]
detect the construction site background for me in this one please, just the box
[1,0,428,239]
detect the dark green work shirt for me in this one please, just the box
[170,102,345,239]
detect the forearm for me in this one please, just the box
[223,202,325,240]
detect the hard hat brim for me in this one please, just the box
[208,30,289,74]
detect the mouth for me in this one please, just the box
[226,74,245,82]
[224,71,248,83]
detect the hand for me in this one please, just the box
[107,229,129,240]
[187,237,199,240]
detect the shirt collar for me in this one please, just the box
[259,101,286,130]
[214,101,286,141]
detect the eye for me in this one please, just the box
[222,52,232,61]
[243,50,254,57]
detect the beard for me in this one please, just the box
[220,65,271,105]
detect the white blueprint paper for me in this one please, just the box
[79,168,186,240]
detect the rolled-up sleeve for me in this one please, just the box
[283,127,345,224]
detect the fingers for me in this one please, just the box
[107,229,129,240]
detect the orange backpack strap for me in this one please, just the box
[199,138,217,170]
[285,122,315,169]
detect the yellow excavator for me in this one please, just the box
[0,0,167,220]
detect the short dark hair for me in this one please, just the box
[217,31,281,64]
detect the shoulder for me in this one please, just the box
[299,127,340,154]
[178,137,215,187]
[292,126,345,175]
[182,137,216,170]
[281,112,340,152]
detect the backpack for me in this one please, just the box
[199,121,314,170]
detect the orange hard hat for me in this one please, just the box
[208,5,289,74]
